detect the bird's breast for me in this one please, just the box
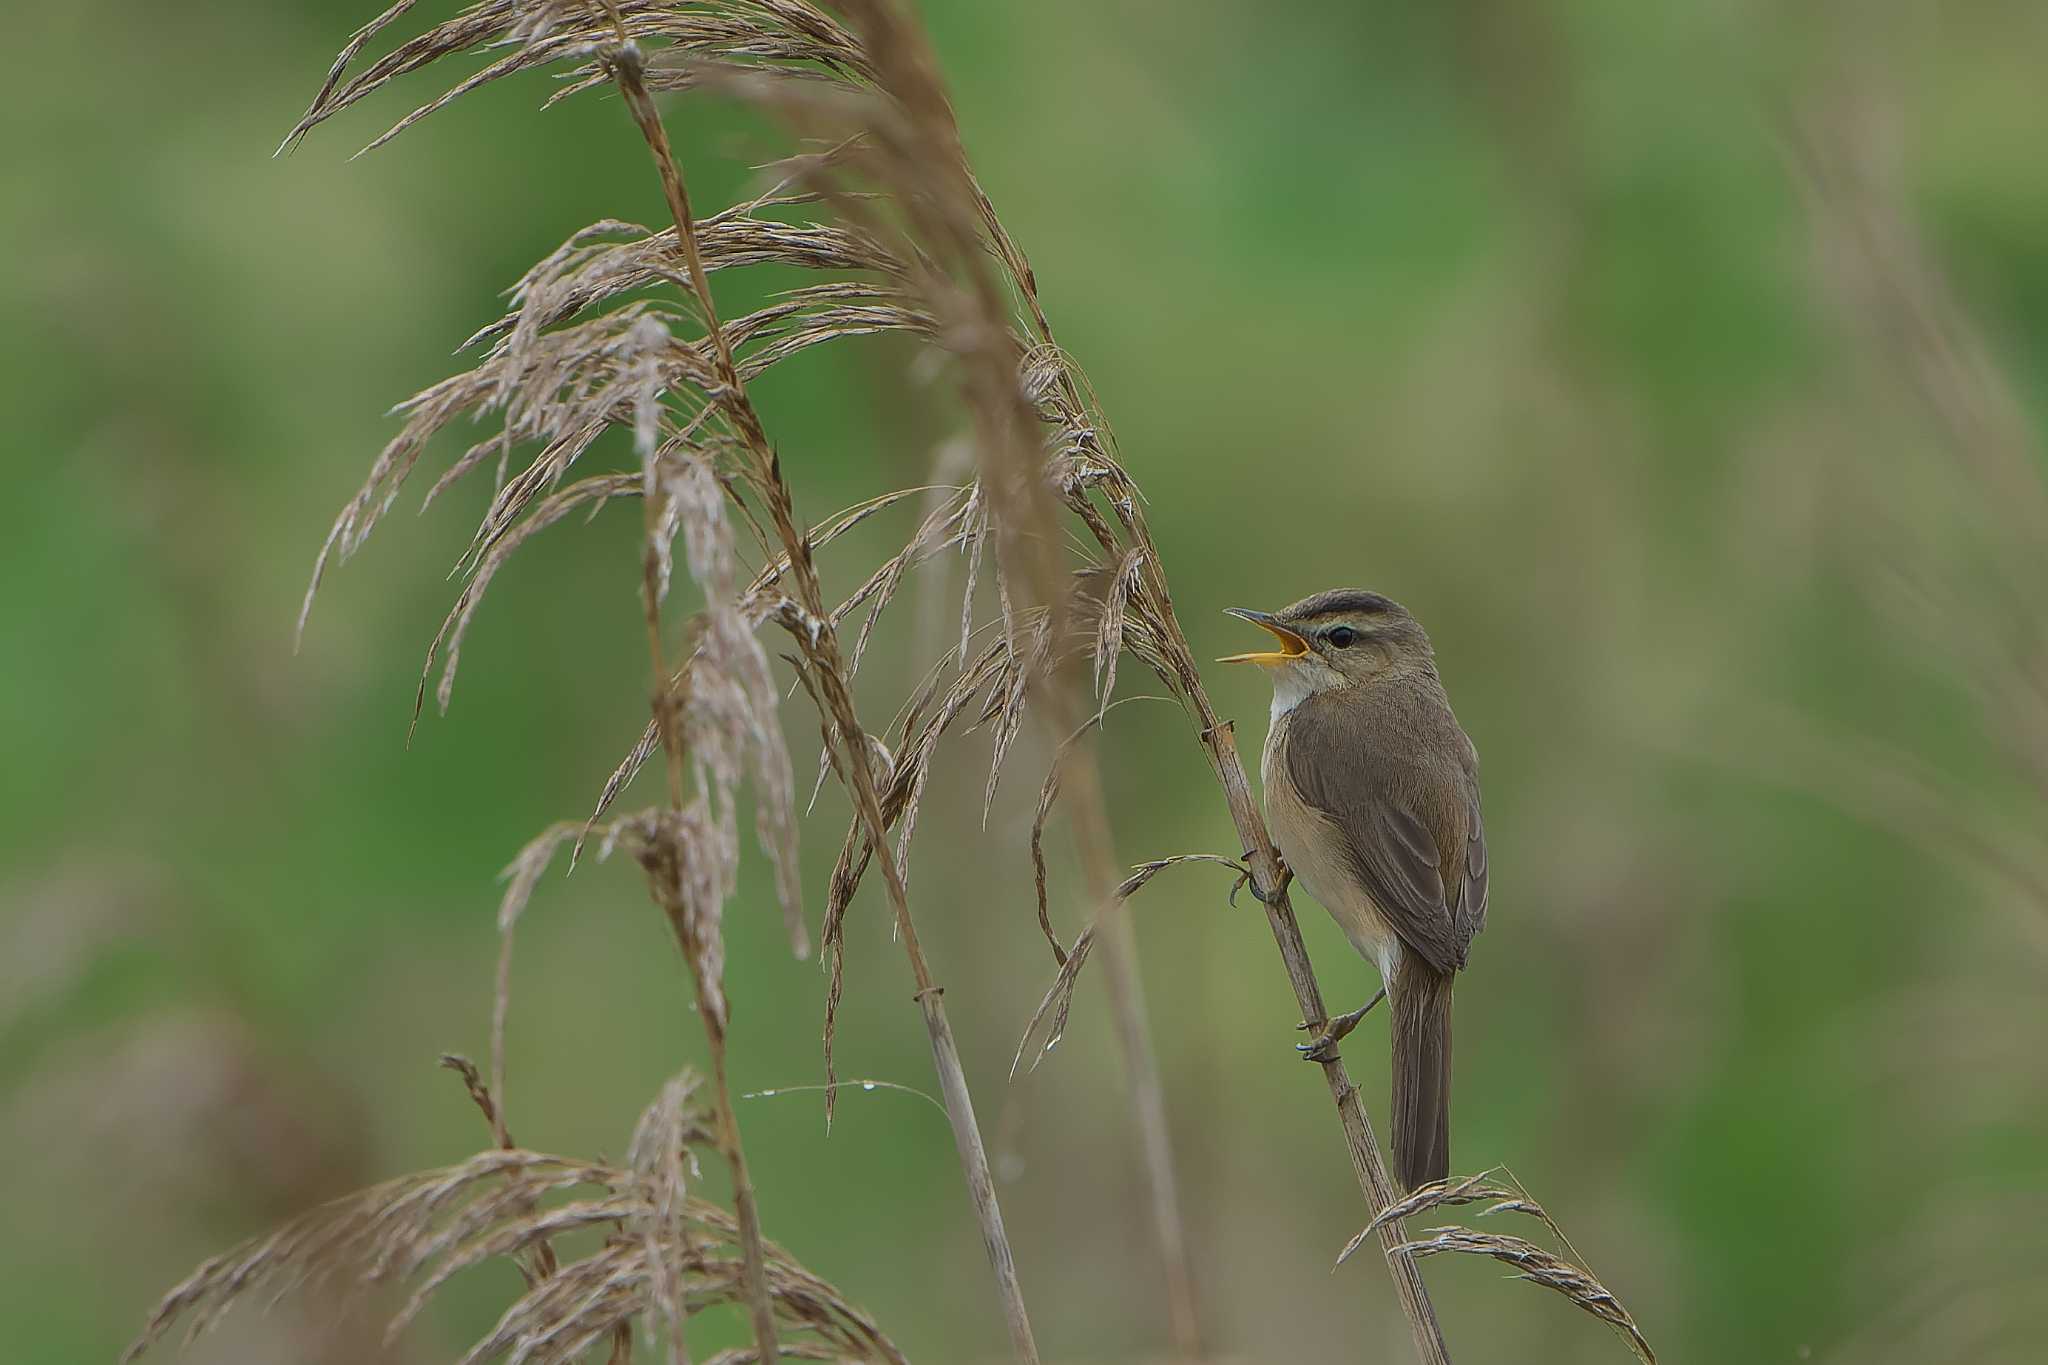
[1263,713,1402,982]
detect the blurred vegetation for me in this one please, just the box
[5,2,2047,1362]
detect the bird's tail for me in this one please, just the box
[1391,953,1453,1191]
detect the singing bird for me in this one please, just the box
[1222,589,1488,1190]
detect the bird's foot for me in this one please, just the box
[1295,988,1387,1062]
[1231,847,1291,907]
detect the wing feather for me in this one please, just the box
[1285,689,1484,974]
[1463,789,1489,939]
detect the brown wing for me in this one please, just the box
[1461,782,1488,942]
[1286,688,1484,974]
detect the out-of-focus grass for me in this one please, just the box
[4,3,2046,1362]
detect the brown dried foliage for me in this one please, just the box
[1011,854,1246,1076]
[1339,1171,1655,1365]
[126,1077,902,1365]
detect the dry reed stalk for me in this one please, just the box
[594,31,1043,1361]
[619,92,782,1352]
[789,5,1202,1347]
[1092,915,1201,1352]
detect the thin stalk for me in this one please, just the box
[802,7,1202,1348]
[677,932,769,1364]
[1021,655,1203,1353]
[620,28,776,1344]
[637,430,780,1365]
[1096,925,1200,1353]
[607,38,1041,1363]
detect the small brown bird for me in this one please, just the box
[1222,589,1487,1190]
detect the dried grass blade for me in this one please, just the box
[277,0,420,154]
[492,820,601,1148]
[1338,1169,1520,1264]
[1010,854,1245,1076]
[420,473,641,732]
[1090,547,1144,720]
[1027,695,1170,965]
[1390,1227,1658,1364]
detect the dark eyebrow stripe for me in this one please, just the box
[1292,589,1400,619]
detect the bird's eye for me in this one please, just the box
[1326,626,1359,648]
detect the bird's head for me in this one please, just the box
[1220,588,1434,698]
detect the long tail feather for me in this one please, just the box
[1391,955,1453,1190]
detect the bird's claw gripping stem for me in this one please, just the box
[1234,847,1291,906]
[1295,988,1387,1062]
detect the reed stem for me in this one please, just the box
[608,36,1042,1362]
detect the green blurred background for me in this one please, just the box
[6,2,2048,1362]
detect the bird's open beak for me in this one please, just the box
[1219,608,1310,665]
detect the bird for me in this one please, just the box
[1221,589,1487,1190]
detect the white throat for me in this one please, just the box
[1268,665,1316,723]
